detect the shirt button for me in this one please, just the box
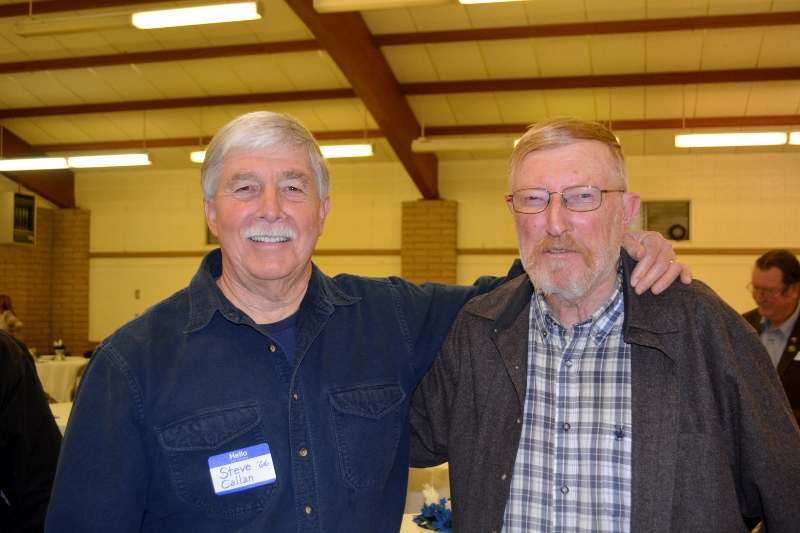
[561,486,569,494]
[501,473,507,480]
[299,448,308,457]
[305,505,313,515]
[564,360,573,367]
[269,345,276,353]
[542,331,548,338]
[562,423,570,431]
[292,392,299,400]
[516,418,521,425]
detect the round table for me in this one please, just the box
[35,356,88,403]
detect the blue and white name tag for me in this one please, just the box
[208,443,276,496]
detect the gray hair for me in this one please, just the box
[509,117,627,190]
[201,111,330,201]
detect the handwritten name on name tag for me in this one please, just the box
[208,443,276,496]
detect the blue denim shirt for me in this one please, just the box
[46,249,513,532]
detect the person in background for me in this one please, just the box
[0,295,23,339]
[46,111,688,532]
[410,117,800,532]
[743,249,800,424]
[0,329,62,533]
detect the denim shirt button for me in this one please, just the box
[292,392,299,400]
[269,345,276,353]
[299,448,308,457]
[305,505,313,515]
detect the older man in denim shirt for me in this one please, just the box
[46,111,686,532]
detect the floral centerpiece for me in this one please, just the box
[412,484,453,533]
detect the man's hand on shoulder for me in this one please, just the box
[622,230,692,295]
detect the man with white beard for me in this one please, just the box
[409,117,800,533]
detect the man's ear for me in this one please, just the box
[318,196,331,235]
[204,199,218,238]
[621,192,641,227]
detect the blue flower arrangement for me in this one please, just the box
[412,484,453,533]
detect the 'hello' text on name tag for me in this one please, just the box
[208,443,276,496]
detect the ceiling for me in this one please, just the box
[0,0,799,207]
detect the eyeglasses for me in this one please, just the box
[506,186,625,214]
[746,283,786,298]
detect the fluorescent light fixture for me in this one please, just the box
[319,144,373,158]
[314,0,448,12]
[675,132,788,148]
[132,2,263,29]
[412,137,515,153]
[67,153,151,168]
[0,154,150,171]
[0,157,68,171]
[190,144,373,162]
[790,132,800,145]
[16,12,132,36]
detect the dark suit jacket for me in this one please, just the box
[743,308,800,423]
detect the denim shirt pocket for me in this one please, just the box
[328,382,406,492]
[157,402,277,517]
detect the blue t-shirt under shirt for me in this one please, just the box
[261,313,297,363]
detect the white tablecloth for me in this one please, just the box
[49,402,73,435]
[35,356,88,403]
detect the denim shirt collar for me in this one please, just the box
[185,248,360,334]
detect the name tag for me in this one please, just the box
[208,443,276,496]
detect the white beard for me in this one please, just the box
[520,211,624,303]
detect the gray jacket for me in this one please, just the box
[410,252,800,533]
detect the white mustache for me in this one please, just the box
[242,225,296,243]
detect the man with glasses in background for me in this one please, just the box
[410,117,800,532]
[744,249,800,424]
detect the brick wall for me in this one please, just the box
[51,209,90,356]
[401,199,457,284]
[0,207,90,355]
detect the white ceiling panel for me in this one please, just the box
[745,81,800,116]
[707,0,774,15]
[49,68,123,104]
[6,70,82,106]
[533,36,592,77]
[644,0,709,18]
[520,0,589,25]
[447,92,503,124]
[700,28,764,70]
[495,91,549,124]
[272,51,349,90]
[584,0,646,21]
[132,62,209,99]
[644,85,695,119]
[407,94,458,127]
[312,100,375,130]
[589,33,646,74]
[1,117,60,145]
[381,45,439,83]
[480,40,540,79]
[51,31,117,56]
[143,108,205,138]
[0,76,45,108]
[178,58,250,97]
[408,4,473,32]
[426,42,489,81]
[461,2,536,28]
[645,31,704,72]
[607,86,646,120]
[693,82,752,116]
[758,26,800,68]
[225,55,299,93]
[543,88,599,119]
[90,65,164,102]
[362,8,419,34]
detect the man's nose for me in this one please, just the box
[258,189,283,221]
[544,194,570,236]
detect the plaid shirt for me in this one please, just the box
[503,267,632,533]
